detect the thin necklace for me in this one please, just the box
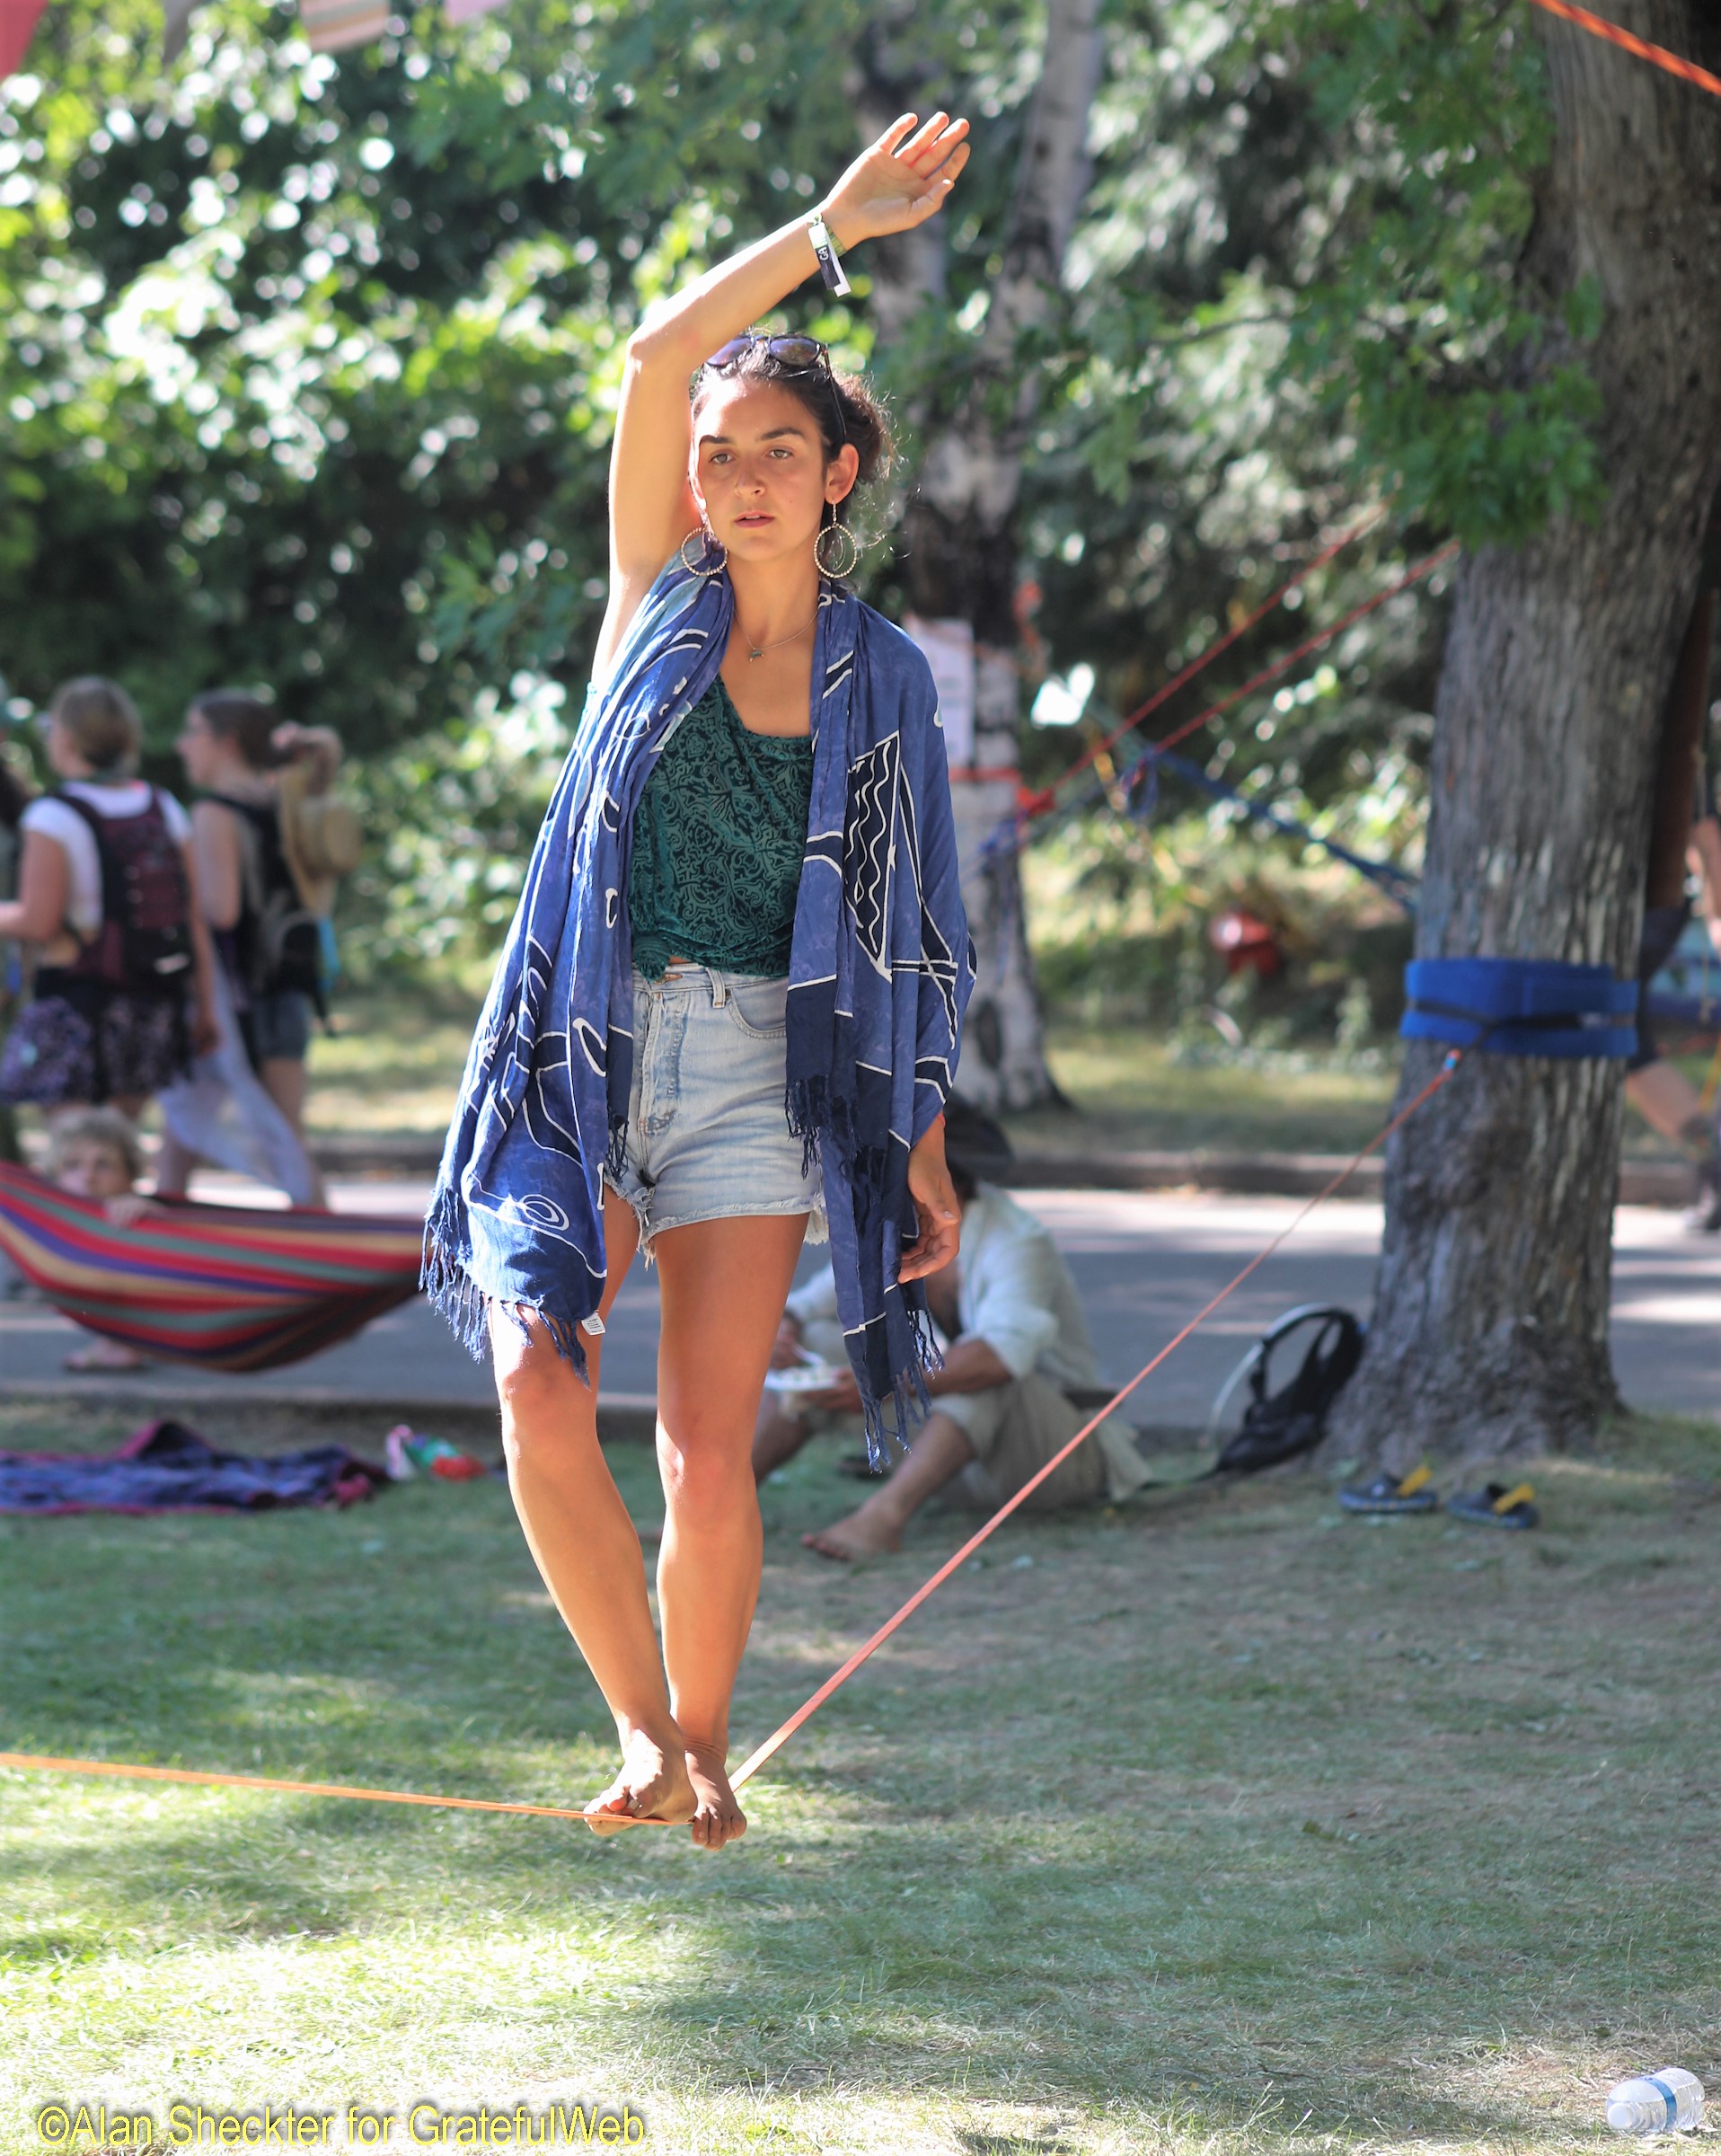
[741,614,816,662]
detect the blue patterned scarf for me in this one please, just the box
[423,553,975,1448]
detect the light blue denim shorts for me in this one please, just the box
[601,964,825,1257]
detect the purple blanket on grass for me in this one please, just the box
[0,1418,391,1515]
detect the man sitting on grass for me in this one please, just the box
[755,1098,1154,1560]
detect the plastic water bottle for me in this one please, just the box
[1606,2070,1704,2134]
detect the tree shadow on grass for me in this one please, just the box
[957,2132,1080,2156]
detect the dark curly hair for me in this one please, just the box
[691,345,892,525]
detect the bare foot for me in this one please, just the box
[584,1726,695,1836]
[64,1340,147,1373]
[802,1502,903,1563]
[684,1740,747,1851]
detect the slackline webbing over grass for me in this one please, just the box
[1,1047,1469,1826]
[4,0,1712,1836]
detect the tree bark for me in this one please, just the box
[1330,1,1721,1466]
[859,0,1106,1109]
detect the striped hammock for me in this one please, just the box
[0,1163,423,1373]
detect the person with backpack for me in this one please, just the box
[756,1098,1156,1559]
[0,677,216,1118]
[160,690,348,1204]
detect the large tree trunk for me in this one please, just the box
[1331,2,1721,1466]
[859,0,1106,1109]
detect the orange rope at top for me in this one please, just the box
[1525,0,1721,101]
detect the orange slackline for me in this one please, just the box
[5,0,1708,1846]
[1525,0,1721,102]
[0,1749,663,1825]
[2,1048,1466,1829]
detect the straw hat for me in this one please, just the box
[277,761,361,916]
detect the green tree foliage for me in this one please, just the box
[0,0,1599,970]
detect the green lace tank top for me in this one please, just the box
[628,676,815,979]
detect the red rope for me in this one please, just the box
[1043,512,1384,803]
[1018,538,1460,827]
[1526,0,1721,100]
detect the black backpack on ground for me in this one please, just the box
[215,795,326,1011]
[57,789,194,994]
[1207,1303,1365,1476]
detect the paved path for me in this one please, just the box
[2,1178,1715,1428]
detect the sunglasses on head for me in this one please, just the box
[702,332,831,376]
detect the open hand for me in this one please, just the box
[104,1194,161,1226]
[821,113,970,249]
[898,1117,961,1283]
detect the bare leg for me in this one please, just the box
[64,1331,147,1371]
[1626,1061,1711,1147]
[490,1189,694,1833]
[1628,1061,1721,1228]
[752,1400,814,1480]
[261,1057,327,1206]
[803,1410,976,1562]
[653,1212,810,1851]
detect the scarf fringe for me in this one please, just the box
[861,1355,933,1467]
[787,1077,896,1233]
[786,1074,828,1179]
[420,1219,591,1384]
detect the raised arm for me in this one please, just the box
[595,111,970,677]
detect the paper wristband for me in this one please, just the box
[807,215,852,297]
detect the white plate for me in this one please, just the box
[763,1363,843,1395]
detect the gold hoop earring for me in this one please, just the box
[815,520,860,580]
[680,529,727,577]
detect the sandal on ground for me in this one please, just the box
[1446,1480,1538,1530]
[1338,1463,1440,1515]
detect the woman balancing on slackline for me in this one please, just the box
[426,113,976,1849]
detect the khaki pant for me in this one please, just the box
[939,1371,1111,1512]
[793,1321,1151,1511]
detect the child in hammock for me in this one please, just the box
[47,1108,160,1369]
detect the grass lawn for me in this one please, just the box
[1010,1033,1400,1157]
[302,990,484,1141]
[4,1399,1719,2153]
[296,993,1693,1162]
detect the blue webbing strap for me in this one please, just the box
[1134,747,1419,910]
[1401,956,1638,1060]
